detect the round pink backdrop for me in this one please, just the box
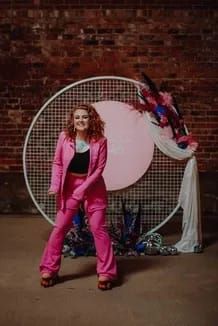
[93,101,154,191]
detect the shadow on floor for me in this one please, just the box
[57,253,168,288]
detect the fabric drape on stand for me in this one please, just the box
[144,112,202,252]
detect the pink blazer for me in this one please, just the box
[49,131,107,203]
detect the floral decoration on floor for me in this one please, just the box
[62,200,180,258]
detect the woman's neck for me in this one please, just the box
[76,131,88,142]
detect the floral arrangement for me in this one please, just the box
[62,199,180,257]
[108,199,142,256]
[136,73,198,150]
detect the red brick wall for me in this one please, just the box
[0,0,218,172]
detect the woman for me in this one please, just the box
[39,104,117,290]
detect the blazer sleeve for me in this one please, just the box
[72,137,107,201]
[48,131,64,193]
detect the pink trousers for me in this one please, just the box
[39,173,117,280]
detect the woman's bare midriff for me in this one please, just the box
[68,172,88,177]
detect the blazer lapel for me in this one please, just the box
[88,140,100,176]
[65,139,75,169]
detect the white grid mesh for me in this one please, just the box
[24,77,186,231]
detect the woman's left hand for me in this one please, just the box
[48,190,57,196]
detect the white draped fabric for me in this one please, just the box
[144,112,202,252]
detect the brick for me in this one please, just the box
[0,2,217,174]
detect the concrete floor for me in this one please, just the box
[0,215,218,326]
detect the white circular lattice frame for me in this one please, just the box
[23,76,186,232]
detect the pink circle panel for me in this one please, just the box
[94,101,154,191]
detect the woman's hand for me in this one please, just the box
[48,190,57,196]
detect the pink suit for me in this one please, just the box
[39,132,117,280]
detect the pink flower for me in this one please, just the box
[177,134,199,151]
[189,141,198,151]
[159,92,173,107]
[147,95,158,108]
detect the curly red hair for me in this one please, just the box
[65,104,105,141]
